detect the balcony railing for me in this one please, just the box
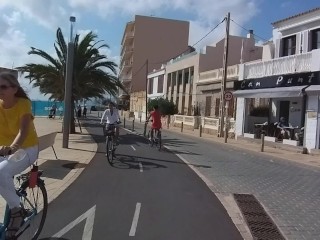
[198,65,239,83]
[121,74,132,82]
[167,51,197,65]
[243,52,312,79]
[121,45,134,58]
[119,59,133,74]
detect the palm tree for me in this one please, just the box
[17,28,123,133]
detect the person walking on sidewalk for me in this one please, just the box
[0,72,39,239]
[146,105,162,141]
[100,102,120,144]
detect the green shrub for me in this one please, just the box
[148,98,178,115]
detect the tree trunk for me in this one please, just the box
[70,97,76,133]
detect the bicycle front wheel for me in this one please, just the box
[106,137,114,165]
[17,180,48,240]
[157,132,162,151]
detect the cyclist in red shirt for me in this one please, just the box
[147,105,162,140]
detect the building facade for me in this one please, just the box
[196,32,263,118]
[234,8,320,151]
[118,15,189,118]
[147,66,166,100]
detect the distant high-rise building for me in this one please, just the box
[118,15,189,114]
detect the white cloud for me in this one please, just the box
[0,0,262,100]
[0,0,68,29]
[68,0,259,48]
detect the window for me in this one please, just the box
[184,70,189,84]
[227,98,234,117]
[214,98,220,117]
[311,28,320,50]
[148,78,153,94]
[282,35,296,56]
[157,75,164,93]
[205,96,211,116]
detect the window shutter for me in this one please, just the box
[296,33,301,54]
[275,38,281,58]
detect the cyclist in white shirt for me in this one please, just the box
[100,102,120,144]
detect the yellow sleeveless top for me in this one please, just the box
[0,98,38,148]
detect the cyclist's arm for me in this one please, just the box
[115,109,121,122]
[10,113,33,152]
[146,112,152,122]
[100,110,107,124]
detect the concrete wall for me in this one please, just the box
[199,35,263,72]
[305,95,319,150]
[132,15,189,92]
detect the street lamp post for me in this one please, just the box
[62,16,76,148]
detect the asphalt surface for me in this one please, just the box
[38,118,242,240]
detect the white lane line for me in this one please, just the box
[129,202,141,236]
[164,145,214,188]
[131,145,136,151]
[139,162,143,172]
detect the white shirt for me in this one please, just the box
[100,108,120,124]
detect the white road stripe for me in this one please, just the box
[164,145,214,188]
[129,202,141,236]
[139,162,143,172]
[131,145,136,151]
[53,205,96,240]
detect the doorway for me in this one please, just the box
[279,101,290,122]
[205,96,211,116]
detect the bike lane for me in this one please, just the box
[38,118,242,240]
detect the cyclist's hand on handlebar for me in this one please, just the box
[0,146,12,156]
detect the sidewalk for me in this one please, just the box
[128,118,320,169]
[125,119,320,240]
[0,117,97,220]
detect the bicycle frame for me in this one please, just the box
[0,206,10,239]
[0,173,46,240]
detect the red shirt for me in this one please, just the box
[150,110,162,129]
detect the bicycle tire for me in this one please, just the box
[157,131,162,151]
[106,137,114,165]
[17,180,48,240]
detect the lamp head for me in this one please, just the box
[70,16,76,22]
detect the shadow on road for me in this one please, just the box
[39,238,70,240]
[114,153,211,169]
[110,154,167,170]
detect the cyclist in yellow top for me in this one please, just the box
[0,72,39,239]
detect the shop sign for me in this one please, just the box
[234,71,320,90]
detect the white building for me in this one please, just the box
[234,8,320,152]
[147,66,166,100]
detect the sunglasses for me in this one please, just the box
[0,85,13,90]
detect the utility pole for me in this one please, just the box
[143,59,149,136]
[218,12,230,138]
[62,16,76,148]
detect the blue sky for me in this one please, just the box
[0,0,319,100]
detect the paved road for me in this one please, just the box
[129,121,320,240]
[38,118,242,240]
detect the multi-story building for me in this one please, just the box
[165,33,262,117]
[234,8,320,152]
[196,32,263,118]
[0,67,17,77]
[147,65,166,100]
[118,15,189,118]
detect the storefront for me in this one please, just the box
[234,71,320,151]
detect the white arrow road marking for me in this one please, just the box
[53,205,96,240]
[131,145,136,151]
[139,162,143,172]
[129,202,141,236]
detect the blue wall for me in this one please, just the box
[31,100,64,117]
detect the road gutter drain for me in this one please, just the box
[233,194,285,240]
